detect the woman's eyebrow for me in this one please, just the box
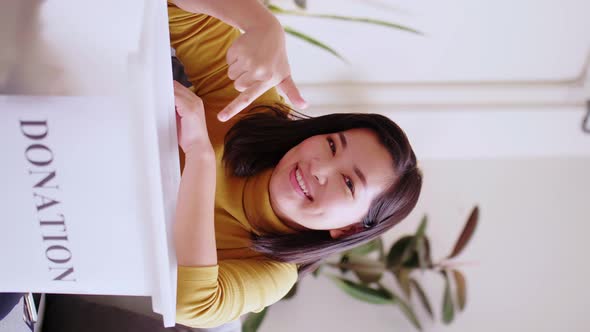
[354,166,367,189]
[338,132,347,149]
[338,132,367,189]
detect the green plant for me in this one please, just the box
[264,0,422,62]
[243,206,480,332]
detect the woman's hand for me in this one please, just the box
[173,80,212,156]
[218,16,308,122]
[171,0,308,121]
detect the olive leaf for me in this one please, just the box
[339,254,350,273]
[347,255,385,284]
[312,265,322,278]
[347,238,383,257]
[268,5,423,35]
[386,236,413,268]
[378,237,385,261]
[448,206,479,259]
[379,286,422,331]
[453,270,467,311]
[417,236,433,270]
[442,272,455,324]
[282,26,347,62]
[396,296,423,331]
[387,218,429,270]
[401,216,428,265]
[330,276,394,304]
[395,268,412,299]
[410,278,434,320]
[267,2,422,62]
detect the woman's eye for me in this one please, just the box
[344,176,355,194]
[327,137,336,155]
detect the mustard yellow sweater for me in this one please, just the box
[168,4,299,328]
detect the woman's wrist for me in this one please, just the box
[240,4,281,32]
[183,142,215,161]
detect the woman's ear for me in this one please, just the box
[329,224,363,239]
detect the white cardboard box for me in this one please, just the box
[0,0,179,327]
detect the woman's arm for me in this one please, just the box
[177,259,298,328]
[170,0,276,32]
[174,150,217,266]
[173,81,217,267]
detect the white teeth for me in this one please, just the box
[295,168,309,196]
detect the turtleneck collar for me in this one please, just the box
[243,168,300,236]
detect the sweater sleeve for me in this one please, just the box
[176,259,298,328]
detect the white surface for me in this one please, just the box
[306,106,590,159]
[280,0,590,83]
[296,80,589,107]
[277,0,590,109]
[38,0,145,95]
[127,0,179,324]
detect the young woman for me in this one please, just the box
[169,1,423,329]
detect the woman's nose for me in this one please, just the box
[310,158,332,186]
[313,173,326,186]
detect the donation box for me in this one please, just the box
[0,0,179,327]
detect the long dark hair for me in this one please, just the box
[223,104,422,275]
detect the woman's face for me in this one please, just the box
[269,128,395,238]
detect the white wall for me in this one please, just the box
[307,105,590,159]
[280,0,590,83]
[261,157,590,332]
[275,0,590,159]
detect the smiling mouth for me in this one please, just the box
[291,164,313,201]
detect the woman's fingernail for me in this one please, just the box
[218,113,227,121]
